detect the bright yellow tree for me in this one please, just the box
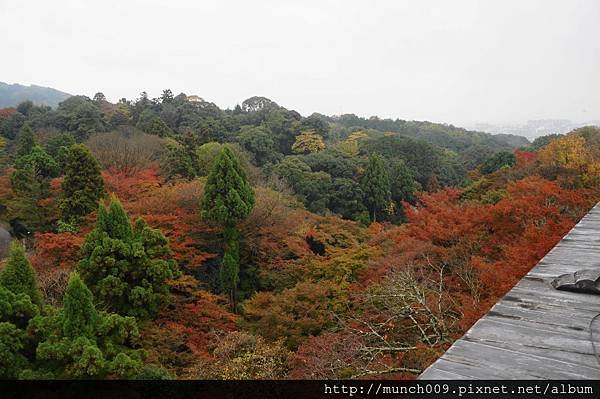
[292,130,325,154]
[538,135,588,171]
[337,131,368,156]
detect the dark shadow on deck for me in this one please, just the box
[419,202,600,380]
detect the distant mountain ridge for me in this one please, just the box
[0,82,531,150]
[470,120,600,141]
[0,81,71,108]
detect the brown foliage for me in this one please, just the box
[86,131,167,176]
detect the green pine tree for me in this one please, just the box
[163,142,197,180]
[220,251,239,305]
[389,159,419,223]
[9,144,60,232]
[60,144,105,224]
[16,124,35,158]
[0,241,42,305]
[136,109,171,137]
[0,285,39,378]
[201,147,254,310]
[201,146,255,227]
[77,195,179,319]
[27,273,149,379]
[61,273,97,339]
[360,153,391,222]
[0,322,29,378]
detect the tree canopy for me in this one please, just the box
[78,195,179,318]
[60,144,105,224]
[360,153,391,222]
[0,242,41,305]
[201,146,255,228]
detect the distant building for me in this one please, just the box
[187,95,203,103]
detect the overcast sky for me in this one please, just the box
[1,0,599,126]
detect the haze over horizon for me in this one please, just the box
[1,0,599,127]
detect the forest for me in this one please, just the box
[0,91,599,379]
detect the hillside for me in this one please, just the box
[472,120,600,141]
[0,81,71,108]
[0,92,598,380]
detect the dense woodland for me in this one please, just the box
[0,91,599,379]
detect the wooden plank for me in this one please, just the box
[464,319,599,369]
[417,368,472,380]
[441,340,599,379]
[420,202,600,380]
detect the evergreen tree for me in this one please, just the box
[163,142,196,180]
[201,147,254,310]
[0,242,41,305]
[201,146,255,227]
[0,284,39,329]
[10,145,59,232]
[0,322,28,378]
[220,251,239,304]
[136,109,170,137]
[61,273,97,339]
[78,196,179,319]
[389,159,419,223]
[14,145,59,181]
[60,144,105,224]
[44,133,76,170]
[26,273,148,379]
[6,166,45,233]
[360,153,391,222]
[0,285,39,378]
[480,151,517,174]
[16,124,35,158]
[9,132,58,232]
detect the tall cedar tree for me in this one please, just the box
[0,281,39,378]
[201,146,254,309]
[360,153,391,222]
[389,159,418,205]
[27,273,146,379]
[77,196,179,319]
[60,144,105,224]
[16,124,35,157]
[0,262,39,379]
[389,159,419,223]
[201,146,255,227]
[0,241,42,305]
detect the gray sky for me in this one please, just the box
[1,0,599,126]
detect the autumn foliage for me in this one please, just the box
[1,103,600,380]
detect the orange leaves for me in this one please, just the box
[0,107,16,119]
[515,150,536,167]
[106,171,214,270]
[181,292,239,355]
[141,210,215,268]
[403,188,481,243]
[483,176,588,252]
[148,276,238,359]
[30,232,84,270]
[102,167,162,201]
[374,174,597,364]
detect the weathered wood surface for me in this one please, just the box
[419,202,600,380]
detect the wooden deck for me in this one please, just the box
[419,202,600,380]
